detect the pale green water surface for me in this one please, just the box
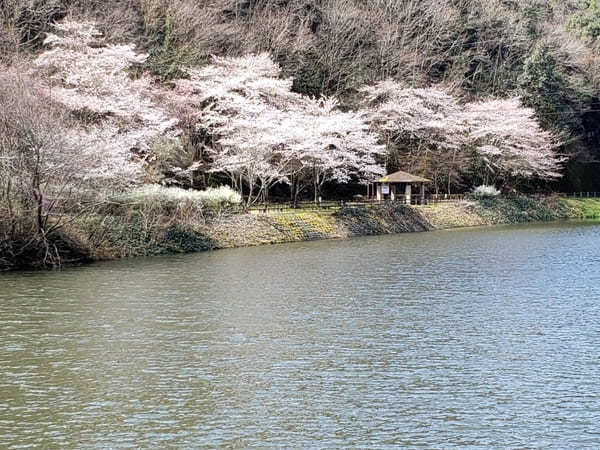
[1,221,600,448]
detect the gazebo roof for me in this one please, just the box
[376,170,431,184]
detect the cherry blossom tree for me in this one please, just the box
[33,20,179,184]
[362,80,564,192]
[171,54,385,205]
[461,98,565,184]
[361,81,469,193]
[26,22,385,204]
[361,81,468,149]
[285,97,384,203]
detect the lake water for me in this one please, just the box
[1,222,600,448]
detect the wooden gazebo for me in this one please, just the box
[368,170,431,204]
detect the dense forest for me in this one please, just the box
[2,0,600,187]
[2,0,600,190]
[1,0,600,267]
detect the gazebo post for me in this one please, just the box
[405,184,412,204]
[420,183,425,204]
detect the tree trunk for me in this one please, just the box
[448,148,456,195]
[33,187,43,234]
[6,179,15,235]
[313,167,319,203]
[294,187,300,208]
[262,181,269,203]
[246,178,254,207]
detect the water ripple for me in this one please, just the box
[0,221,599,448]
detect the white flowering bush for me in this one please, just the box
[195,186,242,209]
[472,185,501,198]
[117,185,241,210]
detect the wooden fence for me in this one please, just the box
[247,192,600,214]
[558,192,600,198]
[248,196,455,213]
[248,199,380,213]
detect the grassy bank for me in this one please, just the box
[420,196,600,230]
[558,198,600,220]
[2,197,599,271]
[418,196,587,229]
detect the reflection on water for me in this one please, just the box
[1,222,600,448]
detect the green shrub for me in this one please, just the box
[164,224,214,253]
[77,211,215,258]
[569,0,600,41]
[476,196,558,223]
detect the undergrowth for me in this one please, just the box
[560,198,600,219]
[475,197,560,223]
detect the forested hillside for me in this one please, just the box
[2,0,600,178]
[3,0,600,267]
[2,0,600,190]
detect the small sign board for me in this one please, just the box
[381,184,390,195]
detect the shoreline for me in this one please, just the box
[2,197,600,272]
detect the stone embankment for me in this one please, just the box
[83,196,600,259]
[2,197,599,271]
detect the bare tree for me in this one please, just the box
[0,65,140,269]
[0,68,82,267]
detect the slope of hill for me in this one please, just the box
[2,0,600,269]
[2,1,599,185]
